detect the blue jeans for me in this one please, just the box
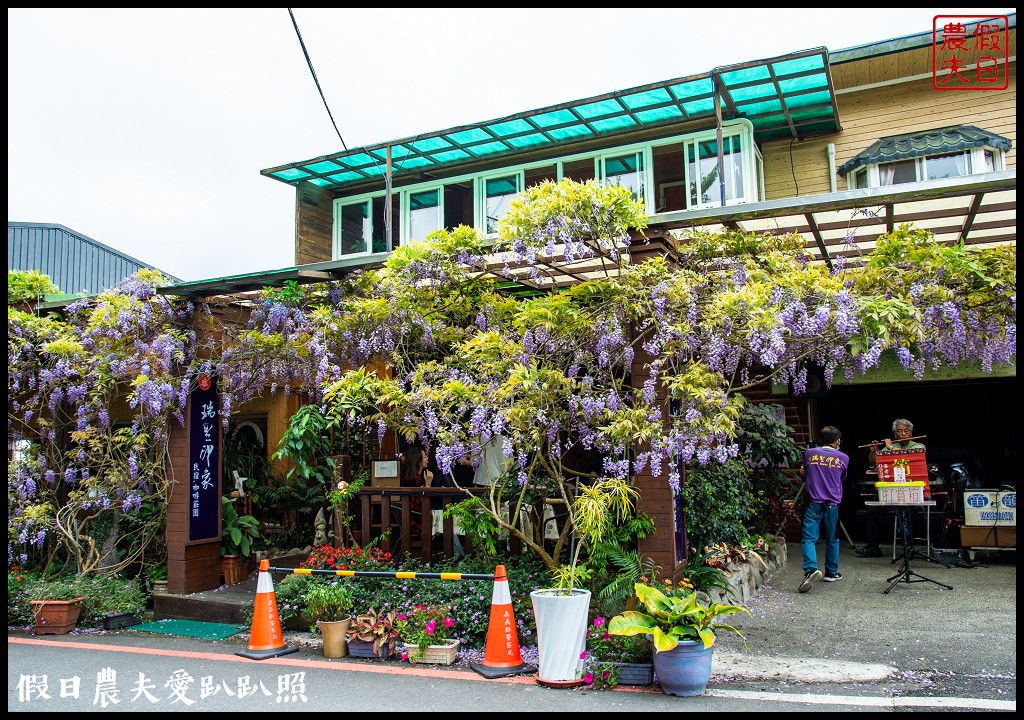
[802,501,839,575]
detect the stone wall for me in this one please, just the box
[707,535,788,605]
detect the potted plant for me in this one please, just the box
[608,580,749,696]
[28,585,88,635]
[149,564,169,596]
[582,616,654,688]
[346,607,401,659]
[396,604,459,665]
[221,495,260,585]
[530,476,638,687]
[305,581,355,658]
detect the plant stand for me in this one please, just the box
[606,661,654,686]
[31,597,86,635]
[220,555,248,586]
[403,639,459,665]
[102,612,143,630]
[347,639,393,660]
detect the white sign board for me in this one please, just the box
[963,491,1016,526]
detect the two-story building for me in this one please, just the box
[160,15,1016,591]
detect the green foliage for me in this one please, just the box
[220,495,260,557]
[304,581,355,630]
[681,458,754,550]
[608,582,749,651]
[552,477,639,593]
[8,269,60,306]
[273,403,338,485]
[681,548,734,599]
[8,566,146,627]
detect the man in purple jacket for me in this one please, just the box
[798,426,849,593]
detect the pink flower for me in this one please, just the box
[397,614,407,621]
[593,616,605,627]
[583,672,594,684]
[580,650,588,659]
[443,617,454,628]
[602,632,611,641]
[425,620,437,635]
[401,652,409,661]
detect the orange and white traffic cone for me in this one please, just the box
[236,559,298,660]
[470,564,536,679]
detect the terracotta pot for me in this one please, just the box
[31,597,86,635]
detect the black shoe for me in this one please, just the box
[823,571,843,582]
[856,545,882,558]
[798,569,822,593]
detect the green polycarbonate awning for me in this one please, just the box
[262,48,839,193]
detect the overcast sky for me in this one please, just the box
[7,8,1014,283]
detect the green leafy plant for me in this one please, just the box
[680,548,733,599]
[681,457,755,550]
[608,582,749,651]
[304,581,355,632]
[551,477,639,593]
[346,607,401,656]
[220,495,260,557]
[396,604,456,658]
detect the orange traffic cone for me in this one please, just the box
[236,560,298,660]
[470,565,536,678]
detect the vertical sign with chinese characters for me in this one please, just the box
[933,15,1009,91]
[188,374,220,541]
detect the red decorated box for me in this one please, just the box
[875,449,930,499]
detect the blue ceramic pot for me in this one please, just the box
[652,640,713,696]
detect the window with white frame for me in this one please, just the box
[848,146,1005,189]
[331,120,763,258]
[600,151,645,200]
[480,173,522,235]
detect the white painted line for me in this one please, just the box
[706,688,1015,711]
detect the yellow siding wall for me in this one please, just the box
[761,63,1016,200]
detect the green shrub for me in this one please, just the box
[8,569,146,627]
[682,458,755,550]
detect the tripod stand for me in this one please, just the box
[871,502,953,594]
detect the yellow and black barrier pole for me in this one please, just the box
[269,567,495,581]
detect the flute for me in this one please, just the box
[857,435,927,449]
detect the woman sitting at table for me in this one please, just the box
[400,444,434,538]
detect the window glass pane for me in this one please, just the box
[485,175,519,234]
[562,157,595,183]
[879,159,916,185]
[409,189,440,241]
[984,150,996,172]
[524,165,557,189]
[853,168,868,189]
[444,183,473,229]
[604,153,644,200]
[689,135,743,205]
[371,195,398,253]
[925,152,969,181]
[339,202,369,256]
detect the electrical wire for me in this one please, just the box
[287,8,348,152]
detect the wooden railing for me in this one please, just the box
[350,487,486,563]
